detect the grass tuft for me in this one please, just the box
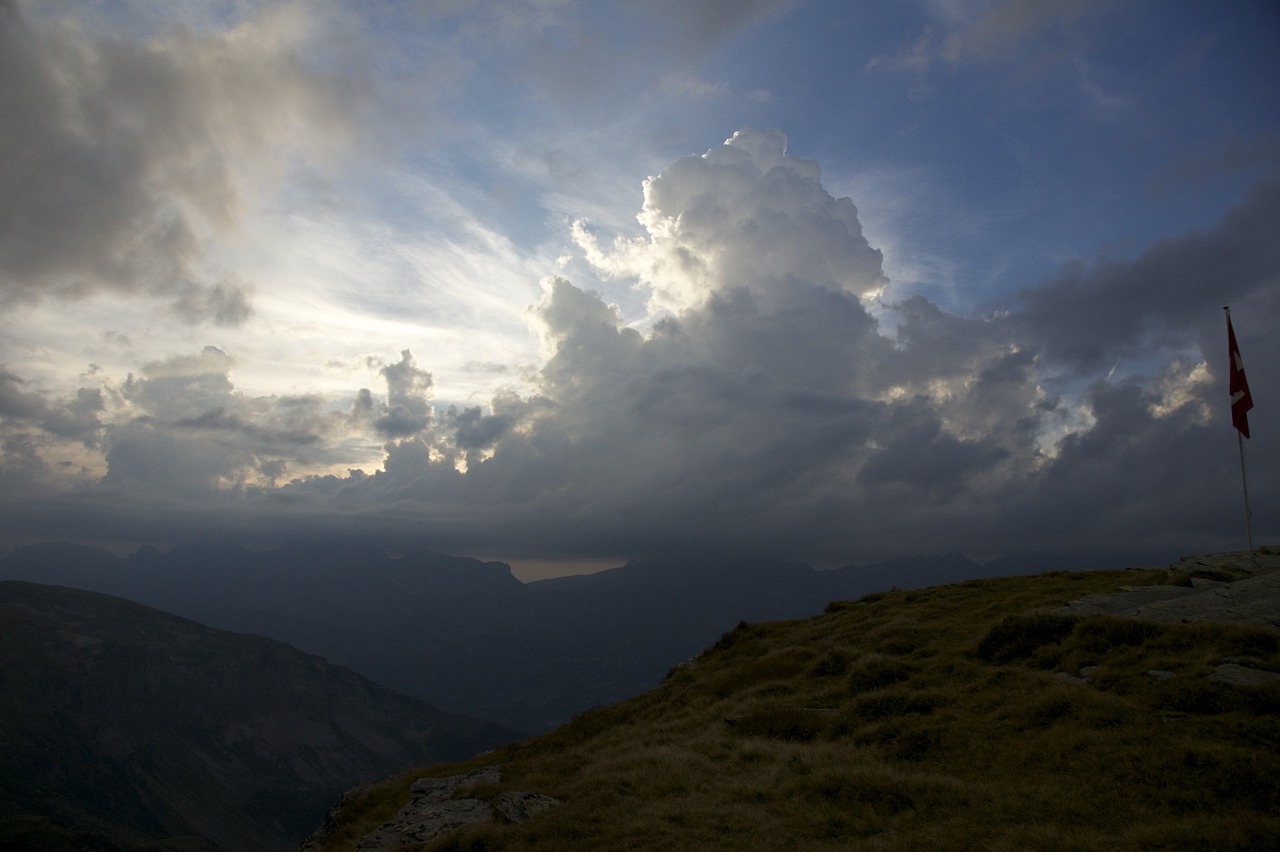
[974,612,1077,663]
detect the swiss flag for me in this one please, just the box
[1227,314,1254,438]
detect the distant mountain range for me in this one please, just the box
[0,580,515,851]
[0,540,1179,734]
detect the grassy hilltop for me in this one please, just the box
[306,563,1280,851]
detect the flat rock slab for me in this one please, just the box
[1054,586,1197,616]
[1122,571,1280,628]
[1054,550,1280,629]
[1176,552,1280,576]
[1047,553,1280,690]
[358,799,496,850]
[356,766,561,851]
[1209,663,1280,686]
[496,789,563,822]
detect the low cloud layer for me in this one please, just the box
[2,129,1275,563]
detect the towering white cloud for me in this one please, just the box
[283,130,1271,560]
[575,128,888,314]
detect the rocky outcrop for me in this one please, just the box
[300,766,560,851]
[1054,548,1280,628]
[1051,548,1280,687]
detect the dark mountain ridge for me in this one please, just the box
[0,580,515,851]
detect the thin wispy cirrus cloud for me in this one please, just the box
[1,0,1276,572]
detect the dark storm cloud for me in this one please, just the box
[1002,374,1244,552]
[857,401,1010,497]
[0,368,104,445]
[173,409,321,449]
[1158,131,1280,192]
[170,277,255,328]
[373,351,434,438]
[0,365,106,502]
[121,348,238,421]
[446,407,513,451]
[1012,181,1280,371]
[0,1,358,324]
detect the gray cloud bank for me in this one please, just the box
[2,128,1276,564]
[0,0,360,324]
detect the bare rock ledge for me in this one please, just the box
[311,765,560,851]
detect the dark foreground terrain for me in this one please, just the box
[304,549,1280,851]
[0,582,515,851]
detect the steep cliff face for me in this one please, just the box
[0,581,516,851]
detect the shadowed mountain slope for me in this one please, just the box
[0,581,516,851]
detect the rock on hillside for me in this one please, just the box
[0,581,517,851]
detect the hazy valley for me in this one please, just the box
[0,540,1176,734]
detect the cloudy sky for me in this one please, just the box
[2,0,1277,574]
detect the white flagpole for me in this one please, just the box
[1225,306,1254,552]
[1237,429,1254,552]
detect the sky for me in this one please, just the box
[2,0,1278,575]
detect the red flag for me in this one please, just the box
[1227,314,1253,438]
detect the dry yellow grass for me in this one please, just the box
[308,566,1280,851]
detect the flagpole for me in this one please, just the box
[1224,306,1255,553]
[1236,428,1254,552]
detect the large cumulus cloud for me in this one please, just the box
[2,129,1275,561]
[280,130,1275,560]
[574,128,888,313]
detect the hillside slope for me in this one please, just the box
[0,581,516,851]
[305,555,1280,850]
